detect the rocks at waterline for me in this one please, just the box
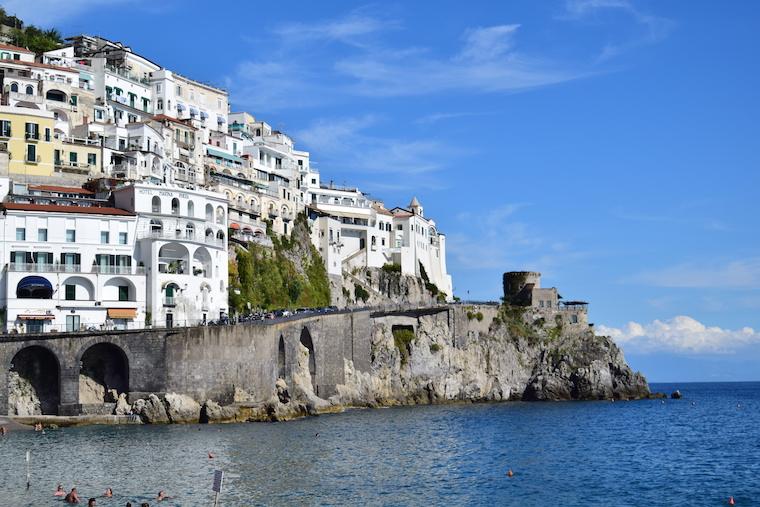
[164,393,201,424]
[671,390,682,399]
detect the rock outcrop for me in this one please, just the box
[133,394,170,424]
[7,371,41,416]
[164,393,201,423]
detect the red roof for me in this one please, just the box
[28,185,95,195]
[151,114,197,130]
[0,58,77,73]
[0,43,34,54]
[2,203,133,216]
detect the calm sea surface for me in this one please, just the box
[0,382,758,506]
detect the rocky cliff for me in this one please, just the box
[124,304,648,424]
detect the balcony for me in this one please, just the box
[7,263,144,275]
[25,132,40,141]
[8,91,43,104]
[91,265,145,275]
[54,161,91,175]
[282,211,295,221]
[163,296,176,307]
[139,231,226,249]
[105,65,151,86]
[268,208,280,218]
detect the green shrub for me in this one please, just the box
[392,327,416,365]
[475,312,484,322]
[429,343,442,353]
[466,311,475,320]
[354,284,370,303]
[382,263,401,273]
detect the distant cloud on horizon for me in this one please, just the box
[598,315,760,354]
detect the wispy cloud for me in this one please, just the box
[227,16,585,110]
[447,203,589,273]
[414,111,494,125]
[625,257,760,289]
[562,0,674,61]
[294,115,455,178]
[598,316,760,354]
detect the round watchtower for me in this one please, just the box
[503,271,541,301]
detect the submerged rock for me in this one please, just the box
[671,390,682,399]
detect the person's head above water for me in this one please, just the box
[88,498,96,507]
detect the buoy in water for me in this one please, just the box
[729,496,735,505]
[507,469,514,478]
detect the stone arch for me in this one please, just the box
[159,242,190,274]
[171,197,180,216]
[151,195,161,213]
[46,89,67,102]
[192,246,212,277]
[78,342,129,404]
[205,203,213,221]
[300,327,316,392]
[8,345,60,415]
[61,275,95,301]
[278,334,286,380]
[102,277,137,302]
[187,200,195,218]
[215,205,225,225]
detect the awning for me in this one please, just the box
[217,116,226,123]
[18,314,54,320]
[200,111,208,120]
[177,103,186,111]
[189,106,198,115]
[107,308,137,319]
[229,222,240,230]
[79,71,93,81]
[206,147,243,164]
[16,276,53,299]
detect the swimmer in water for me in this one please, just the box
[104,488,113,498]
[64,487,80,504]
[87,498,96,507]
[157,490,170,501]
[54,484,66,497]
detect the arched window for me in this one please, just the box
[205,203,213,221]
[185,223,195,239]
[237,194,243,206]
[25,85,33,95]
[171,197,180,216]
[187,200,194,217]
[215,206,225,225]
[10,82,18,92]
[151,196,161,213]
[216,230,225,241]
[205,228,214,241]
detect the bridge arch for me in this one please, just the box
[300,327,316,392]
[77,342,130,404]
[7,345,60,415]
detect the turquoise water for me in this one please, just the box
[0,382,758,506]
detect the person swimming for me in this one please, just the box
[87,498,96,507]
[54,484,66,497]
[64,487,80,504]
[157,490,170,501]
[104,488,113,498]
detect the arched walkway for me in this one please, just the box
[300,327,316,392]
[278,335,286,380]
[79,343,129,404]
[8,346,60,415]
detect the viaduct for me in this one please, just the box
[0,305,481,416]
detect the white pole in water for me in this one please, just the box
[25,450,30,489]
[212,469,224,507]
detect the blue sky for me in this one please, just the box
[8,0,760,382]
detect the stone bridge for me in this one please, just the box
[0,305,471,416]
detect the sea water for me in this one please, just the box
[0,382,758,506]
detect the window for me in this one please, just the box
[69,151,78,164]
[10,82,18,92]
[95,110,104,120]
[539,300,544,308]
[15,228,25,240]
[571,314,579,324]
[38,229,47,242]
[152,196,161,213]
[24,122,39,140]
[44,128,51,142]
[171,197,180,216]
[88,153,97,166]
[118,285,129,302]
[66,229,76,242]
[157,99,163,110]
[0,120,10,137]
[156,84,162,93]
[397,224,403,231]
[176,85,182,95]
[100,231,109,244]
[65,284,76,300]
[119,232,128,245]
[26,144,36,163]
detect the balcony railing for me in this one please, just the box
[139,231,226,248]
[163,297,176,306]
[7,263,144,275]
[105,65,151,86]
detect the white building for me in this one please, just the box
[0,182,146,333]
[111,181,229,327]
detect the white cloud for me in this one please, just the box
[1,0,135,27]
[274,13,397,46]
[626,258,760,289]
[598,316,760,354]
[456,25,520,62]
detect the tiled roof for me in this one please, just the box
[151,114,198,130]
[28,185,96,195]
[2,203,133,216]
[0,43,34,54]
[0,59,78,73]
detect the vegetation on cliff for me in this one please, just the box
[0,9,63,54]
[228,213,330,312]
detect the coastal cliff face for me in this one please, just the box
[329,306,649,408]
